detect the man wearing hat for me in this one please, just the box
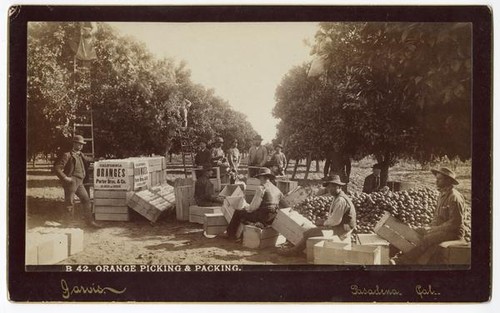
[394,167,466,265]
[248,134,268,177]
[227,139,241,184]
[277,175,356,256]
[362,163,384,194]
[53,135,101,228]
[194,165,224,207]
[211,136,229,182]
[269,143,287,176]
[225,167,288,239]
[194,140,212,168]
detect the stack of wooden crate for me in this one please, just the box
[189,205,222,224]
[128,156,167,188]
[204,212,229,236]
[93,159,141,222]
[271,208,316,245]
[26,227,84,265]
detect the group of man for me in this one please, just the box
[54,135,467,264]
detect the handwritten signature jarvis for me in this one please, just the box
[61,279,127,299]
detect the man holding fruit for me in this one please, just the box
[277,175,357,256]
[393,167,466,264]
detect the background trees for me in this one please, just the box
[27,22,258,161]
[273,22,471,173]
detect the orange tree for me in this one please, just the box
[274,22,471,181]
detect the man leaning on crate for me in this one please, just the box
[277,175,356,256]
[53,135,102,228]
[223,167,288,240]
[392,167,466,265]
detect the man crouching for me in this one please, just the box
[277,175,357,256]
[224,167,288,240]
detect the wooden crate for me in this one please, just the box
[438,240,471,265]
[93,160,136,191]
[151,183,176,203]
[30,227,84,256]
[276,180,299,195]
[354,233,391,265]
[271,208,316,245]
[128,189,175,222]
[219,184,245,198]
[243,225,279,249]
[204,212,228,236]
[94,189,129,199]
[374,212,422,253]
[189,205,222,224]
[174,178,195,221]
[221,196,246,222]
[283,186,316,208]
[244,190,256,203]
[26,232,69,265]
[306,234,352,263]
[314,240,382,265]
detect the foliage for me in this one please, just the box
[27,22,257,160]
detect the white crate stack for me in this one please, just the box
[26,227,84,265]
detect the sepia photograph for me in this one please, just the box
[8,5,492,303]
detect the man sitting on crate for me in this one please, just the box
[277,175,356,256]
[224,167,288,240]
[53,135,102,228]
[392,167,466,265]
[194,165,224,207]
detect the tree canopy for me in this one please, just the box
[27,22,258,160]
[273,22,471,165]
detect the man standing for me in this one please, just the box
[225,168,288,239]
[248,135,268,177]
[277,175,356,256]
[194,140,211,167]
[270,143,287,177]
[227,139,241,184]
[362,163,383,194]
[194,165,224,207]
[394,167,466,265]
[53,135,101,228]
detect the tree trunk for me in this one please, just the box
[316,159,320,172]
[169,153,173,163]
[304,153,312,180]
[292,159,299,180]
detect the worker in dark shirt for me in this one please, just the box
[363,163,384,194]
[194,165,224,207]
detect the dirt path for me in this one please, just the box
[25,159,471,265]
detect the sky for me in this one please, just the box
[110,22,319,143]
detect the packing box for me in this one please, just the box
[204,212,228,236]
[306,233,352,263]
[243,225,280,249]
[174,178,195,221]
[219,184,245,198]
[221,196,246,222]
[189,205,222,224]
[30,227,84,256]
[271,208,316,245]
[374,212,423,253]
[438,240,471,265]
[354,233,391,265]
[26,232,69,265]
[276,180,299,195]
[314,240,382,265]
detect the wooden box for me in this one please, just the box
[221,196,246,222]
[151,183,176,203]
[128,189,175,222]
[93,160,136,191]
[271,208,316,245]
[354,233,391,265]
[374,212,422,253]
[243,225,280,249]
[314,240,382,265]
[306,234,352,263]
[189,205,222,224]
[438,240,471,265]
[219,184,245,198]
[244,190,256,203]
[204,212,228,236]
[30,227,84,256]
[26,233,69,265]
[276,180,299,195]
[94,189,133,221]
[174,178,195,221]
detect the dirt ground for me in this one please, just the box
[25,158,471,265]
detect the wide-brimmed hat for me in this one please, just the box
[431,167,459,185]
[214,136,224,143]
[253,135,263,141]
[322,175,345,187]
[72,135,86,145]
[254,167,275,179]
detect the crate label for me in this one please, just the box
[94,161,133,190]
